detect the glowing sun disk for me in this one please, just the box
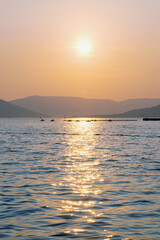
[77,40,91,54]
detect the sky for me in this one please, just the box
[0,0,160,101]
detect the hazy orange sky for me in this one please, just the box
[0,0,160,101]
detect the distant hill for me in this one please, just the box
[0,99,46,117]
[100,104,160,118]
[10,96,160,117]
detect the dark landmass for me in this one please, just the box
[10,95,160,117]
[95,104,160,118]
[143,117,160,121]
[0,99,46,118]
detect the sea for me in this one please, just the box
[0,118,160,240]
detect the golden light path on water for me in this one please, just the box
[52,119,114,238]
[59,120,101,234]
[37,119,132,239]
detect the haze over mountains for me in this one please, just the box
[10,95,160,117]
[0,99,46,118]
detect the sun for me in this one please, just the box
[77,40,91,54]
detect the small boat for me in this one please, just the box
[40,119,45,121]
[63,119,72,122]
[50,119,54,122]
[143,117,160,121]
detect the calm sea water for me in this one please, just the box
[0,118,160,240]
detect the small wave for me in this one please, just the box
[127,212,158,219]
[50,232,70,237]
[132,200,155,205]
[41,132,81,136]
[111,134,141,138]
[15,208,43,217]
[0,224,19,230]
[142,190,159,195]
[43,222,67,227]
[0,233,10,238]
[150,168,160,171]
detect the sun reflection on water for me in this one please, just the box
[58,119,104,232]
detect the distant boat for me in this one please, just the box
[50,119,54,122]
[143,117,160,121]
[40,119,45,121]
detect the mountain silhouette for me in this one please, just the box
[102,104,160,118]
[10,95,160,117]
[0,99,46,117]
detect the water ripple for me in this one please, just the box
[0,118,160,239]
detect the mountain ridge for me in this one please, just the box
[100,104,160,118]
[10,95,160,117]
[0,99,47,118]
